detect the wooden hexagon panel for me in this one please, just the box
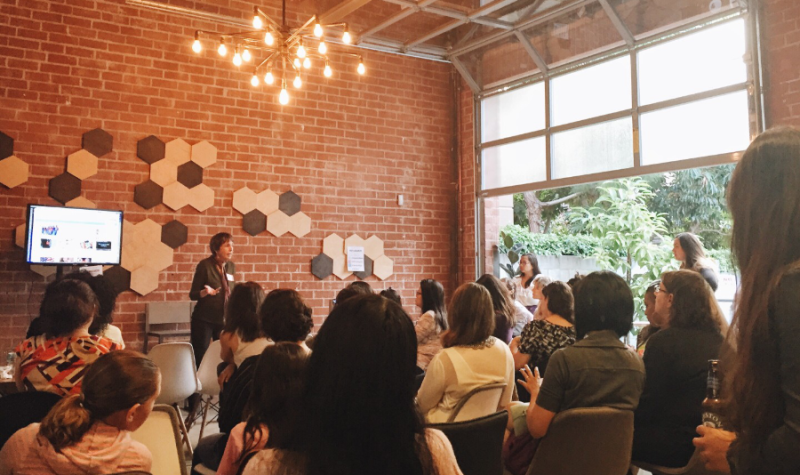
[232,187,310,238]
[134,136,217,211]
[116,218,187,295]
[161,220,188,249]
[81,128,113,157]
[66,149,99,180]
[49,172,82,204]
[0,131,13,159]
[312,233,392,281]
[66,196,96,209]
[0,155,29,189]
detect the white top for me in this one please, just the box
[512,301,533,338]
[512,275,537,307]
[417,337,515,423]
[99,324,125,349]
[234,336,271,367]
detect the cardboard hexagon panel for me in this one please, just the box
[15,223,26,248]
[30,265,58,278]
[363,236,384,260]
[81,128,113,157]
[164,138,191,166]
[137,135,165,164]
[191,140,217,168]
[257,190,279,215]
[0,155,29,189]
[233,187,258,214]
[115,218,187,295]
[232,187,310,238]
[311,253,333,280]
[0,131,13,159]
[288,212,311,238]
[66,149,99,180]
[278,191,301,216]
[313,233,392,281]
[130,266,159,296]
[354,256,374,280]
[149,159,178,187]
[161,220,188,249]
[242,210,267,236]
[190,183,215,212]
[323,234,344,256]
[66,196,96,209]
[134,180,163,210]
[332,254,351,280]
[177,161,203,188]
[162,182,191,211]
[49,172,82,204]
[372,255,394,281]
[104,266,131,295]
[266,210,291,237]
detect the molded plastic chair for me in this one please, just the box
[148,342,199,456]
[448,382,507,422]
[0,390,62,448]
[632,446,728,475]
[526,407,634,475]
[196,339,222,440]
[144,301,193,353]
[429,410,508,475]
[131,404,188,475]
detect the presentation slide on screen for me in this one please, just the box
[27,206,123,265]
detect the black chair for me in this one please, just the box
[429,410,507,475]
[0,390,62,448]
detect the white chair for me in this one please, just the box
[131,404,188,475]
[448,383,507,422]
[148,342,199,456]
[196,339,223,440]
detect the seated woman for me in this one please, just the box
[501,278,533,338]
[217,282,269,388]
[15,279,122,396]
[0,350,160,474]
[530,275,553,320]
[510,281,576,402]
[417,283,515,423]
[503,271,645,475]
[242,294,463,475]
[632,270,727,468]
[636,281,663,357]
[379,287,402,306]
[476,274,517,344]
[414,278,448,371]
[216,342,308,475]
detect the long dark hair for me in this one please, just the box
[280,295,437,475]
[520,254,541,288]
[476,274,515,328]
[676,232,709,270]
[239,342,308,463]
[443,283,495,348]
[727,127,800,450]
[223,282,265,342]
[661,270,727,334]
[39,351,159,450]
[419,279,447,332]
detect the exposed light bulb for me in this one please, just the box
[265,31,274,46]
[279,87,289,105]
[218,40,227,57]
[293,57,301,68]
[242,49,251,62]
[318,40,327,55]
[357,59,366,75]
[303,57,311,69]
[192,39,202,53]
[251,74,259,87]
[297,43,307,59]
[313,23,323,38]
[265,70,275,85]
[324,63,332,78]
[342,28,352,44]
[253,15,263,29]
[233,50,242,67]
[293,75,302,88]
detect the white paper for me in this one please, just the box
[347,246,365,272]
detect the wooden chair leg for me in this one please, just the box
[198,396,210,440]
[173,403,194,457]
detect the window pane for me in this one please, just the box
[481,83,546,143]
[552,118,633,179]
[638,19,747,105]
[611,0,740,39]
[640,91,751,165]
[482,137,547,190]
[551,57,632,126]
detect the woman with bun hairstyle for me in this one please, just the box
[0,350,161,474]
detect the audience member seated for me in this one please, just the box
[673,232,719,291]
[501,278,533,338]
[512,254,541,313]
[502,271,645,475]
[217,282,269,388]
[632,270,727,468]
[510,281,576,402]
[379,287,402,306]
[14,279,122,396]
[216,342,308,475]
[636,281,663,357]
[242,294,463,475]
[476,274,517,344]
[566,273,584,289]
[27,272,124,348]
[530,275,553,320]
[417,283,515,423]
[333,281,373,308]
[415,278,448,371]
[0,350,160,474]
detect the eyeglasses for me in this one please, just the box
[655,286,668,294]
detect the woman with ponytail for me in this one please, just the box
[0,350,161,474]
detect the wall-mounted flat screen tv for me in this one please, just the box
[25,204,124,266]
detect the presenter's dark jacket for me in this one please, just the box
[189,257,235,325]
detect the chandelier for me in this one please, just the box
[190,1,366,105]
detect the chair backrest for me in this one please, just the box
[429,410,507,475]
[449,382,507,422]
[197,339,222,396]
[146,302,192,326]
[131,405,188,475]
[527,407,634,475]
[148,343,199,404]
[0,390,62,448]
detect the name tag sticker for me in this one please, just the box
[226,273,234,281]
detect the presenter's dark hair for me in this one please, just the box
[209,232,232,256]
[40,279,98,338]
[572,271,633,339]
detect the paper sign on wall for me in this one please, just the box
[347,246,365,272]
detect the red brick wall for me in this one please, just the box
[0,0,455,353]
[762,0,800,127]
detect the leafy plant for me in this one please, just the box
[499,224,601,258]
[498,229,527,278]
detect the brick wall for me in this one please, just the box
[0,0,455,353]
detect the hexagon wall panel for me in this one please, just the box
[66,149,99,180]
[323,234,344,257]
[150,242,174,271]
[150,159,178,186]
[30,265,57,278]
[49,172,81,204]
[191,140,217,168]
[289,212,311,237]
[0,131,13,159]
[345,234,366,251]
[256,190,279,215]
[332,254,352,280]
[363,236,384,260]
[15,223,26,248]
[266,210,291,237]
[161,220,188,249]
[136,218,162,242]
[162,182,190,211]
[0,156,29,189]
[373,255,394,281]
[66,196,96,209]
[165,138,191,166]
[233,187,257,214]
[311,253,333,280]
[104,266,131,295]
[130,266,159,296]
[243,210,267,236]
[190,183,215,212]
[177,161,203,188]
[81,128,113,157]
[134,180,163,210]
[278,191,301,216]
[137,135,165,164]
[354,256,374,280]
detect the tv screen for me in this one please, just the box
[26,204,124,266]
